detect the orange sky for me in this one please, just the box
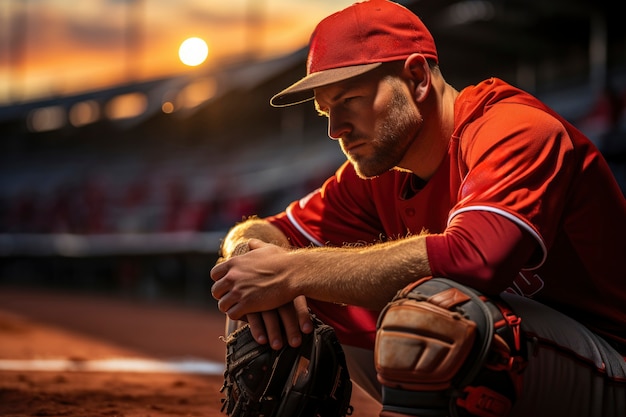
[0,0,355,106]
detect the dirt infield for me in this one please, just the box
[0,286,380,417]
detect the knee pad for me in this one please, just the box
[375,277,526,417]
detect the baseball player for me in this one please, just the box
[210,1,626,416]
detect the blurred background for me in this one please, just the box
[0,0,624,307]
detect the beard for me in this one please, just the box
[341,83,421,179]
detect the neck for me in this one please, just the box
[402,78,458,180]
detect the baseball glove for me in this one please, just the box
[220,314,353,417]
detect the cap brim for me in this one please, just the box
[270,63,382,107]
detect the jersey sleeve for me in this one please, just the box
[451,102,577,267]
[426,210,536,294]
[266,160,386,248]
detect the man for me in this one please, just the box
[210,1,626,416]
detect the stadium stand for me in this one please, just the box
[0,0,624,304]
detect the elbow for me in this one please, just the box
[426,229,533,295]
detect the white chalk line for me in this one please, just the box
[0,358,224,375]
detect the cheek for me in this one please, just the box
[375,84,413,118]
[371,92,392,116]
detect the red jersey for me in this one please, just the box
[267,78,626,349]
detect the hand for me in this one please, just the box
[247,296,313,349]
[211,239,294,317]
[211,239,312,348]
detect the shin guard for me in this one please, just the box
[375,277,526,417]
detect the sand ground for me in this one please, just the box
[0,286,380,417]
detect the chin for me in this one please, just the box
[352,163,388,179]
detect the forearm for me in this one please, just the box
[219,217,290,260]
[213,223,431,314]
[291,235,432,310]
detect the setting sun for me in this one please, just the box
[178,37,209,67]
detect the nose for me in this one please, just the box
[327,113,351,141]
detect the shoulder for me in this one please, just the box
[455,82,572,161]
[456,78,562,130]
[470,102,566,139]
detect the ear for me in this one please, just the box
[404,53,431,103]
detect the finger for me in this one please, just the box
[247,238,269,250]
[211,281,226,301]
[210,282,220,300]
[217,296,232,315]
[261,310,285,350]
[217,290,242,319]
[246,313,268,345]
[210,276,229,300]
[277,303,303,347]
[293,295,314,334]
[210,261,227,281]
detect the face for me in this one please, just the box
[315,69,422,178]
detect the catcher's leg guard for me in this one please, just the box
[375,277,526,417]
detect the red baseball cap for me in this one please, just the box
[270,0,438,107]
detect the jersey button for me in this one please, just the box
[405,208,416,217]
